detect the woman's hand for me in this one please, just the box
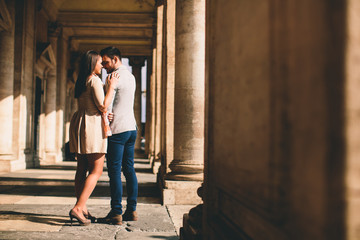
[100,72,119,113]
[107,72,120,90]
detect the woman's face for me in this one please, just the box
[93,56,102,75]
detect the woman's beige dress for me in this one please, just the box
[69,75,107,154]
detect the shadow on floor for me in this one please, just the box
[0,177,160,198]
[150,236,179,240]
[35,158,151,173]
[0,210,67,226]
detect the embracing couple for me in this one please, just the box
[68,46,138,226]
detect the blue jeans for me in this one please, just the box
[107,130,137,214]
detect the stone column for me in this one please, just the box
[153,4,164,174]
[144,56,152,156]
[163,0,175,175]
[64,51,80,144]
[164,0,205,204]
[129,56,146,153]
[158,0,176,196]
[0,0,15,172]
[56,31,67,161]
[148,48,157,167]
[12,0,35,171]
[43,22,60,165]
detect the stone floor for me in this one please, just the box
[0,159,195,240]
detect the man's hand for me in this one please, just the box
[108,112,114,122]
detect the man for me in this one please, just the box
[98,46,138,225]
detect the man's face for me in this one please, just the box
[101,55,116,73]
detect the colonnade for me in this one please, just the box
[0,0,68,170]
[147,0,205,207]
[2,0,360,239]
[0,0,207,212]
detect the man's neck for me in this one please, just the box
[114,62,122,70]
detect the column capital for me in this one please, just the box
[69,37,79,51]
[67,51,82,82]
[128,56,146,67]
[48,21,61,39]
[0,0,13,32]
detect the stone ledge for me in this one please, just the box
[0,158,26,172]
[163,180,202,205]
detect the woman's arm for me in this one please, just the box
[97,72,119,112]
[91,73,119,113]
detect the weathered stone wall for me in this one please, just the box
[204,0,347,239]
[345,0,360,239]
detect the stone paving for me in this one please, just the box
[0,159,195,240]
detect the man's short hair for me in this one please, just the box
[100,46,122,59]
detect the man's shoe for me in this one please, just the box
[122,210,138,221]
[97,210,122,225]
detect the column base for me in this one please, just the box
[165,172,203,181]
[163,180,202,205]
[41,151,61,165]
[152,158,161,174]
[0,155,26,172]
[25,150,39,168]
[148,153,155,169]
[180,205,203,240]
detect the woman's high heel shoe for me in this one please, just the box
[69,209,91,226]
[83,210,96,223]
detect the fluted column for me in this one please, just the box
[43,22,60,164]
[148,48,157,167]
[144,56,152,156]
[162,0,205,205]
[64,51,80,143]
[56,32,67,161]
[129,56,146,152]
[166,0,205,181]
[0,0,15,171]
[151,3,164,174]
[158,0,175,191]
[165,0,176,172]
[12,0,36,170]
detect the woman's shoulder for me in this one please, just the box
[87,75,103,86]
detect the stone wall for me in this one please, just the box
[204,0,349,239]
[345,0,360,239]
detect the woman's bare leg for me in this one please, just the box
[72,153,105,216]
[74,154,88,213]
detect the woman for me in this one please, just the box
[69,50,118,225]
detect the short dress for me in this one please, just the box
[69,76,107,154]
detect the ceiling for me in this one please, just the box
[58,0,155,12]
[53,0,156,56]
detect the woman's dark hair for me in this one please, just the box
[100,46,121,60]
[74,50,100,98]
